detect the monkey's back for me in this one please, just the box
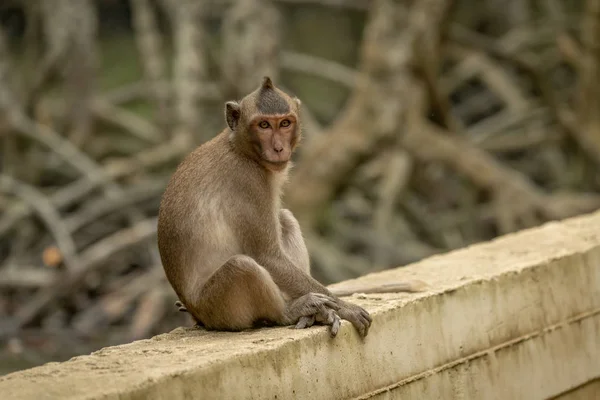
[157,131,245,300]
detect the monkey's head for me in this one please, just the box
[225,77,302,172]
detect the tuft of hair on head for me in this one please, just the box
[261,76,274,90]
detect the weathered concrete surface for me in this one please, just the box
[362,311,599,399]
[1,211,600,400]
[553,378,600,400]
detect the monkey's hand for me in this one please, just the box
[335,300,372,338]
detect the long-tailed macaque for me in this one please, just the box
[157,77,426,338]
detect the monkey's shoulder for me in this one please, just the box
[166,139,233,186]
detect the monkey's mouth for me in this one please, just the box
[266,159,288,164]
[263,159,289,171]
[262,152,290,165]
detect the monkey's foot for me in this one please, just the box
[285,293,341,337]
[294,308,341,338]
[285,293,338,320]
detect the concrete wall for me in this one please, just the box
[1,211,600,400]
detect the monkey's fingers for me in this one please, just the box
[361,309,372,324]
[312,293,340,310]
[350,317,367,337]
[327,311,341,338]
[338,308,370,337]
[322,299,340,311]
[313,306,341,338]
[357,309,372,336]
[295,315,316,330]
[301,293,339,313]
[358,314,371,333]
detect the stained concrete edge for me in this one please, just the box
[553,378,600,400]
[1,211,600,399]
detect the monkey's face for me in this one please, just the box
[250,114,298,171]
[225,76,303,171]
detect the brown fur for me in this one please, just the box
[158,77,424,338]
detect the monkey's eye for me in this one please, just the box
[258,121,270,129]
[280,119,291,128]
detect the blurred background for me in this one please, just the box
[0,0,599,375]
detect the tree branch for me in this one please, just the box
[0,175,78,270]
[13,218,158,330]
[286,0,455,230]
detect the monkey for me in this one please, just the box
[157,77,427,338]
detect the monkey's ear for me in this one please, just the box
[262,76,274,89]
[293,97,302,108]
[225,101,241,130]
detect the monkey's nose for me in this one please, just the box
[274,145,284,153]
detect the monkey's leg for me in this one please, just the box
[184,255,340,334]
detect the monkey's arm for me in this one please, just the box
[238,209,330,298]
[253,251,333,298]
[279,209,310,274]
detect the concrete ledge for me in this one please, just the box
[2,211,600,399]
[554,378,600,400]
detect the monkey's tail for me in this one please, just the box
[329,279,429,297]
